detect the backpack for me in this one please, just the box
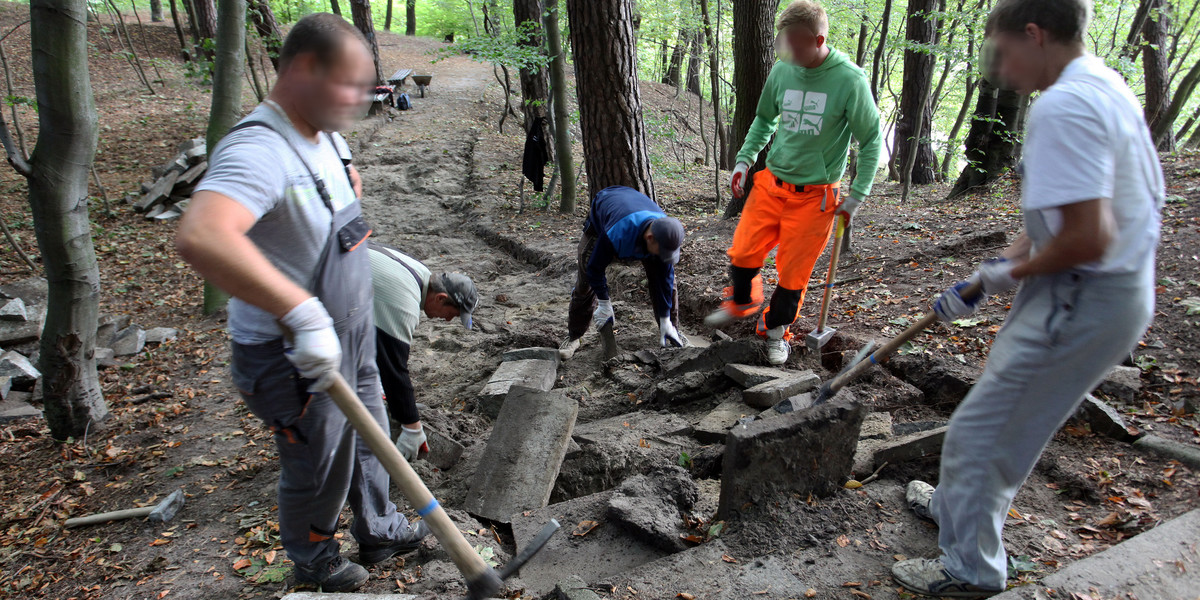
[396,93,412,111]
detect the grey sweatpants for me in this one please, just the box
[231,312,411,570]
[930,268,1154,589]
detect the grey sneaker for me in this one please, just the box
[907,480,936,523]
[358,520,431,565]
[558,337,581,360]
[293,554,370,592]
[766,326,790,365]
[891,558,1002,598]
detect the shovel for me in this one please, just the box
[805,214,848,353]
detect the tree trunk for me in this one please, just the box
[514,0,549,128]
[662,28,686,87]
[385,0,393,30]
[182,0,201,51]
[685,28,702,96]
[350,0,385,85]
[192,0,217,59]
[248,0,282,71]
[1143,0,1174,151]
[870,0,894,101]
[0,0,108,439]
[1153,55,1200,148]
[544,0,575,212]
[948,80,1026,199]
[168,0,188,59]
[895,0,938,185]
[331,0,342,16]
[149,0,163,21]
[698,0,727,169]
[566,0,655,199]
[406,0,416,35]
[725,0,777,218]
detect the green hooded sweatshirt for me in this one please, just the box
[735,48,883,200]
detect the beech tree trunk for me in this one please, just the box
[248,0,282,71]
[948,80,1026,199]
[698,0,727,169]
[544,0,575,212]
[662,28,686,87]
[566,0,655,200]
[192,0,217,59]
[685,28,702,96]
[406,0,416,35]
[895,0,938,185]
[726,0,778,218]
[385,0,393,31]
[1143,0,1174,151]
[513,0,548,128]
[350,0,385,85]
[0,0,108,439]
[149,0,163,21]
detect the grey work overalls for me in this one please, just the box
[228,121,411,571]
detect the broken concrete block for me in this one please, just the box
[556,412,693,501]
[860,412,894,440]
[1078,394,1134,441]
[660,338,759,377]
[0,319,41,347]
[510,489,669,597]
[885,353,981,407]
[464,387,578,523]
[477,358,557,418]
[606,465,698,552]
[110,326,146,356]
[0,389,40,422]
[572,412,692,446]
[0,375,9,401]
[94,347,118,369]
[0,351,39,388]
[1095,365,1142,403]
[718,391,865,518]
[652,370,729,405]
[554,575,602,600]
[501,346,561,365]
[741,370,820,409]
[723,363,788,388]
[0,298,27,322]
[694,400,754,444]
[1133,435,1200,471]
[763,391,816,417]
[892,420,946,436]
[0,276,48,305]
[144,327,178,345]
[95,314,131,347]
[421,425,464,470]
[869,426,949,471]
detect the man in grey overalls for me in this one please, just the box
[890,0,1163,597]
[177,13,429,592]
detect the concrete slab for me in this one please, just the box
[556,412,694,501]
[0,391,40,422]
[0,297,27,321]
[868,426,949,470]
[421,425,465,470]
[464,387,578,523]
[652,370,729,404]
[1095,365,1142,403]
[719,391,865,518]
[144,327,178,345]
[510,489,669,597]
[741,370,819,409]
[0,351,39,386]
[660,338,759,377]
[477,358,558,418]
[1078,394,1135,441]
[1133,434,1200,470]
[110,326,146,357]
[860,412,894,440]
[723,363,788,388]
[606,466,697,552]
[990,508,1200,600]
[501,346,561,364]
[0,318,41,347]
[606,539,814,599]
[694,400,755,444]
[572,411,692,446]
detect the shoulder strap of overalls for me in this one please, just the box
[227,120,337,215]
[369,241,425,290]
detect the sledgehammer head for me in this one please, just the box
[804,326,837,353]
[147,489,185,523]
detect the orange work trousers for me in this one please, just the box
[727,169,841,323]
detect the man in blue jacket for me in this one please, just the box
[560,186,687,360]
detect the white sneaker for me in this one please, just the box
[558,338,580,360]
[766,326,789,365]
[906,480,937,523]
[891,558,1002,598]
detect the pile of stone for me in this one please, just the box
[130,138,207,221]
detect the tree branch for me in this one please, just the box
[0,110,31,178]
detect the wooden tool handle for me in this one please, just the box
[64,506,154,528]
[814,215,847,333]
[324,374,492,583]
[826,280,983,394]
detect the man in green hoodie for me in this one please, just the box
[705,0,882,365]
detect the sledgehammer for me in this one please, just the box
[65,489,185,527]
[805,214,848,353]
[323,372,558,600]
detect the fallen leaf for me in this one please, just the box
[844,480,863,489]
[721,554,738,564]
[804,589,817,598]
[679,534,704,545]
[836,535,850,547]
[843,581,862,587]
[149,538,171,546]
[232,558,251,571]
[264,550,276,564]
[157,591,170,599]
[572,520,600,537]
[677,594,695,600]
[850,590,872,599]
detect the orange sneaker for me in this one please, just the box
[703,276,764,328]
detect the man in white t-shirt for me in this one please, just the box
[891,0,1163,597]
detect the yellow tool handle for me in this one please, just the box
[814,214,847,334]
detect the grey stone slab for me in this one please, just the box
[0,298,27,322]
[719,391,865,519]
[1078,394,1134,441]
[860,412,894,440]
[510,489,669,597]
[1095,365,1142,403]
[110,326,146,357]
[694,400,755,444]
[606,466,698,552]
[477,358,557,418]
[572,412,692,446]
[464,387,578,523]
[94,348,118,369]
[421,425,464,470]
[0,375,10,401]
[605,540,811,599]
[652,370,729,405]
[723,363,789,388]
[556,412,694,501]
[554,575,602,600]
[0,319,41,347]
[144,327,178,345]
[0,393,40,422]
[0,351,39,386]
[1134,434,1200,470]
[759,391,816,418]
[868,426,949,470]
[660,339,760,377]
[95,314,131,347]
[501,346,561,365]
[0,277,47,305]
[989,508,1200,600]
[741,370,819,409]
[282,594,421,600]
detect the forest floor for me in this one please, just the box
[0,4,1198,599]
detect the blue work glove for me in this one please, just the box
[592,299,614,330]
[933,279,983,323]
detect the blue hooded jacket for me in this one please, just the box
[584,186,675,318]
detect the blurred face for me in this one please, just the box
[424,293,461,322]
[295,37,375,132]
[780,24,826,67]
[983,25,1050,94]
[644,229,661,256]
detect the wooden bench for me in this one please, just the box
[388,68,414,87]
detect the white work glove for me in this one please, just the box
[659,317,683,348]
[592,299,614,330]
[933,279,983,324]
[730,162,750,199]
[395,424,429,461]
[836,195,862,222]
[977,258,1019,295]
[280,297,342,391]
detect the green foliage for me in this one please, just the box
[431,20,547,72]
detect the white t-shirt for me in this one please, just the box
[1021,55,1163,275]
